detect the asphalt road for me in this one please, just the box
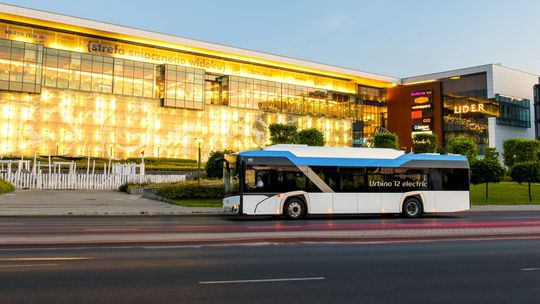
[1,239,540,304]
[1,211,540,236]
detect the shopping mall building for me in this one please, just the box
[0,4,538,160]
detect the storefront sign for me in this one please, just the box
[411,104,431,110]
[410,90,432,97]
[413,96,430,104]
[411,110,422,119]
[454,104,485,114]
[412,124,431,131]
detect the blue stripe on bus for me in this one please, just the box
[238,150,467,167]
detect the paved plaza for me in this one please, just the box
[0,190,222,216]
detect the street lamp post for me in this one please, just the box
[196,138,203,187]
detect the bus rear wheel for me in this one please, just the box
[402,197,423,218]
[284,197,306,220]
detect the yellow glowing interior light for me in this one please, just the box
[403,79,437,86]
[449,76,461,80]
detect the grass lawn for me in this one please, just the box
[174,199,222,207]
[470,181,540,205]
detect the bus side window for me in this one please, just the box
[441,168,469,190]
[430,169,442,190]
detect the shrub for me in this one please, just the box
[269,123,297,144]
[296,128,325,146]
[503,138,540,167]
[118,182,153,193]
[413,133,438,153]
[0,179,15,194]
[447,136,477,160]
[205,150,233,178]
[373,133,398,149]
[156,181,225,200]
[118,182,130,192]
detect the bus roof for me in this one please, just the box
[238,145,468,168]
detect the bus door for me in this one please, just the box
[299,166,333,214]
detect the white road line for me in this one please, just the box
[0,257,92,261]
[521,268,540,271]
[199,277,325,284]
[0,263,58,268]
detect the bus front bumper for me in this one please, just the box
[223,195,240,214]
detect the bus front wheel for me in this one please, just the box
[402,197,423,218]
[284,197,306,220]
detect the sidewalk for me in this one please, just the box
[1,190,540,216]
[469,204,540,212]
[0,190,222,216]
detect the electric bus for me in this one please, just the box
[223,144,469,219]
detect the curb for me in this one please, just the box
[0,212,227,217]
[142,188,178,205]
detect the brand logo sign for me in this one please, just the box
[84,40,226,72]
[413,96,430,104]
[412,124,431,131]
[410,90,432,97]
[454,104,485,113]
[411,104,431,110]
[87,41,125,55]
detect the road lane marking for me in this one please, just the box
[0,263,58,268]
[199,277,326,284]
[0,257,92,261]
[521,268,540,271]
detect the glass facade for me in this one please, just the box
[353,86,387,146]
[495,94,531,128]
[535,85,540,140]
[441,74,498,152]
[0,21,390,159]
[0,39,43,93]
[158,64,205,110]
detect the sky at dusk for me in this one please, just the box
[2,0,540,78]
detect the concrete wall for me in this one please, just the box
[489,65,538,155]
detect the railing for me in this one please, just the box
[0,172,185,190]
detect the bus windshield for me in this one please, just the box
[224,153,239,195]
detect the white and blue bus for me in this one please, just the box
[223,145,470,219]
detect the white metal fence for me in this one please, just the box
[0,172,186,190]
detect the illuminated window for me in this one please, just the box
[157,64,205,110]
[0,38,42,93]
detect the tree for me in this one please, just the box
[296,128,325,146]
[510,161,540,202]
[470,148,505,204]
[413,133,438,153]
[503,138,540,167]
[205,150,233,178]
[447,136,477,161]
[373,133,398,149]
[269,123,297,145]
